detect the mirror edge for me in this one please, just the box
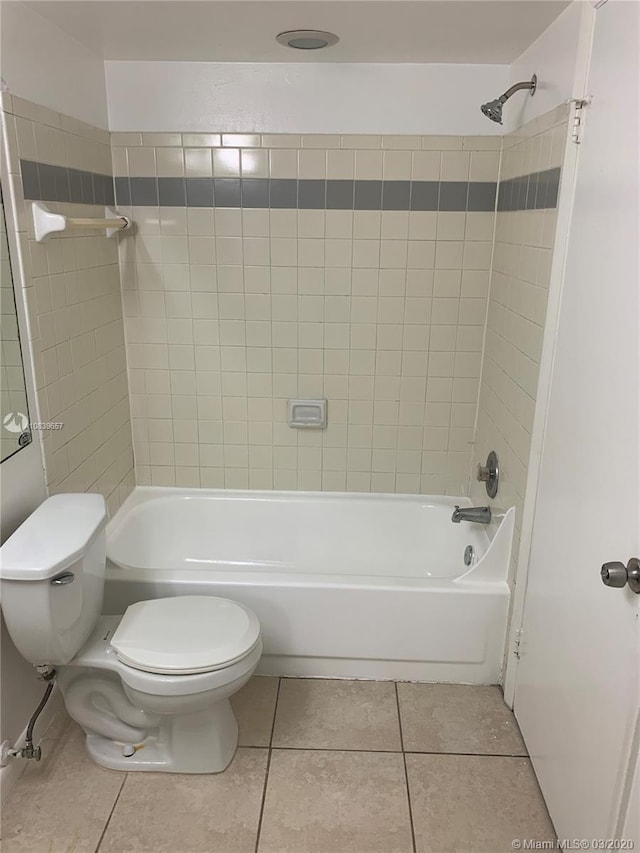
[0,100,47,503]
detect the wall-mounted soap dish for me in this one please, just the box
[288,398,328,429]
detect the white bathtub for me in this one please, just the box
[104,488,515,683]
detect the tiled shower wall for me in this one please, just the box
[112,133,502,492]
[4,95,567,507]
[0,194,29,462]
[471,104,569,575]
[5,95,134,515]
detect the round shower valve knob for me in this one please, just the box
[476,451,499,498]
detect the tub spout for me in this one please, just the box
[451,505,492,524]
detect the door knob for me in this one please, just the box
[601,558,640,594]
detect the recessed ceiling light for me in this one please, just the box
[276,30,339,50]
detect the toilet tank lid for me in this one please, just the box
[0,494,107,581]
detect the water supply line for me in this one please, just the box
[0,668,57,765]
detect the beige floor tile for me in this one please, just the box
[1,727,125,853]
[231,676,279,746]
[258,749,414,853]
[406,754,555,853]
[398,683,526,755]
[272,678,402,751]
[40,703,74,741]
[99,748,268,853]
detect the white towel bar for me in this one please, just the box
[32,202,131,242]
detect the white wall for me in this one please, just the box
[0,439,47,758]
[105,61,508,135]
[0,1,108,128]
[506,1,595,132]
[0,2,592,136]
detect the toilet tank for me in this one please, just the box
[0,494,108,666]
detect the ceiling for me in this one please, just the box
[26,0,571,64]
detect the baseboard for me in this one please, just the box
[256,655,500,683]
[0,684,64,807]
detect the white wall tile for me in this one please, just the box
[354,150,383,180]
[213,148,240,177]
[471,114,566,585]
[10,101,134,514]
[112,132,510,494]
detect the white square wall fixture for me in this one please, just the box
[288,398,328,429]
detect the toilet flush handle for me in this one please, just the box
[50,571,75,585]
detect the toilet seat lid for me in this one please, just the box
[110,596,261,675]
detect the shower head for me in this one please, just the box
[481,98,505,124]
[481,74,537,125]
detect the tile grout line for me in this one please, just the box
[94,772,128,853]
[239,743,529,758]
[253,676,282,853]
[395,682,417,853]
[404,749,529,758]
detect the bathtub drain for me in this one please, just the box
[464,545,474,567]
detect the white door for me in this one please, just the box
[513,0,639,842]
[622,747,639,842]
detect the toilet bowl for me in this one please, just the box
[58,596,262,773]
[0,494,263,774]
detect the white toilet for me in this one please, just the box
[0,493,262,773]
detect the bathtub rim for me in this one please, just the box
[105,486,514,590]
[108,484,477,529]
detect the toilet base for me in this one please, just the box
[85,732,238,773]
[84,698,239,774]
[57,618,260,774]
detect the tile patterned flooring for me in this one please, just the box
[1,677,555,853]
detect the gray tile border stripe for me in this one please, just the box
[269,178,297,208]
[467,182,497,212]
[326,179,354,209]
[129,177,158,206]
[114,176,131,206]
[186,177,213,207]
[354,180,382,210]
[158,177,186,206]
[20,160,558,213]
[20,160,115,206]
[38,163,57,202]
[497,167,560,212]
[382,181,411,211]
[298,179,326,209]
[242,178,269,208]
[121,177,500,212]
[410,182,439,211]
[438,182,468,212]
[214,177,241,207]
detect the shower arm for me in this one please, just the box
[499,77,537,104]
